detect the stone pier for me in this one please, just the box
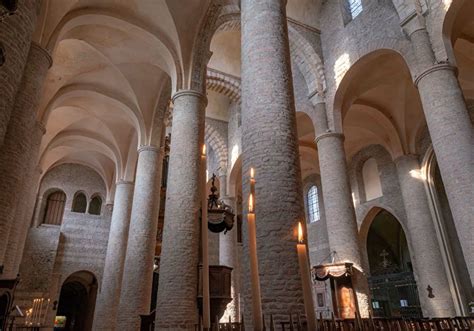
[395,154,456,317]
[117,146,163,330]
[241,0,305,325]
[155,90,206,330]
[0,42,51,275]
[93,180,134,331]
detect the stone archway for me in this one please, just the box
[364,209,422,318]
[56,271,98,331]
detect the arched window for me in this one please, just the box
[307,186,320,223]
[342,0,362,24]
[88,195,102,215]
[362,158,383,201]
[72,192,87,213]
[43,191,66,225]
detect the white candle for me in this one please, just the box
[32,299,38,324]
[248,168,263,331]
[38,298,44,325]
[201,144,211,329]
[296,222,316,331]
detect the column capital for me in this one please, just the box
[308,89,326,105]
[314,131,344,145]
[31,41,53,69]
[414,63,457,87]
[137,145,160,154]
[172,89,208,106]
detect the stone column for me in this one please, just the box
[3,121,45,278]
[117,146,163,331]
[315,132,370,314]
[0,42,51,274]
[241,0,305,325]
[0,0,39,146]
[93,180,134,331]
[395,155,456,317]
[155,90,206,330]
[31,194,44,227]
[311,94,370,316]
[407,22,474,283]
[219,175,240,322]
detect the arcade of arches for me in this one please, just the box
[0,0,472,330]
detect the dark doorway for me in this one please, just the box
[56,272,97,331]
[366,210,422,318]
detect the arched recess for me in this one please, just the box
[359,208,422,318]
[421,147,471,314]
[71,191,87,213]
[43,190,67,225]
[442,0,474,102]
[205,123,228,176]
[206,68,241,104]
[334,49,425,159]
[56,270,98,331]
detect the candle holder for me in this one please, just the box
[207,174,234,233]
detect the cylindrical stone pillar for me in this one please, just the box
[93,180,134,331]
[155,90,206,330]
[395,155,456,317]
[3,121,45,278]
[241,0,305,325]
[0,0,39,146]
[410,28,474,283]
[117,146,163,331]
[0,41,51,272]
[314,130,370,316]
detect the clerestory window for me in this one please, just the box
[342,0,363,24]
[307,185,320,223]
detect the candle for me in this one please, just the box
[38,298,44,325]
[296,222,316,331]
[201,144,211,329]
[32,299,38,325]
[247,168,263,331]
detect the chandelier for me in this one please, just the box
[207,174,234,233]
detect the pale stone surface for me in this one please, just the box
[410,27,474,285]
[0,42,51,274]
[0,0,38,146]
[93,180,134,331]
[1,0,474,326]
[155,90,206,330]
[4,122,44,277]
[315,131,370,316]
[117,146,163,331]
[241,0,305,326]
[395,155,456,317]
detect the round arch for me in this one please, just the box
[56,270,98,331]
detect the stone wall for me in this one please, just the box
[320,0,414,130]
[14,163,111,328]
